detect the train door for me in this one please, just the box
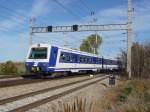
[72,54,78,72]
[49,46,58,67]
[74,54,78,69]
[93,57,96,69]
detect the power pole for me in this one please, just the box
[63,32,69,47]
[90,11,98,54]
[127,0,132,79]
[95,32,98,54]
[29,18,35,46]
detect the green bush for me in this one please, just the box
[118,85,133,102]
[1,61,18,75]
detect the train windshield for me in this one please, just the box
[29,47,47,59]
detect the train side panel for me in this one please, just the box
[48,48,102,73]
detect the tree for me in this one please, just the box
[80,34,102,54]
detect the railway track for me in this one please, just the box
[0,78,43,88]
[0,77,23,82]
[0,75,108,112]
[0,75,20,79]
[0,74,96,88]
[0,74,38,87]
[0,78,91,105]
[0,74,32,80]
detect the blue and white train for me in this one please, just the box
[25,43,120,74]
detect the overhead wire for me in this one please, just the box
[0,12,26,26]
[9,0,48,25]
[33,34,63,44]
[0,4,29,21]
[80,0,92,14]
[0,1,31,33]
[0,26,24,33]
[52,0,83,22]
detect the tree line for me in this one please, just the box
[120,42,150,78]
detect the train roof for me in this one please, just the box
[30,43,101,58]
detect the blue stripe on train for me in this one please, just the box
[49,46,58,67]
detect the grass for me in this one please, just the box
[0,64,3,75]
[53,78,150,112]
[51,79,128,112]
[117,84,133,102]
[52,98,94,112]
[100,79,150,112]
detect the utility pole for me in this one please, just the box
[127,0,132,79]
[90,11,98,54]
[95,32,98,54]
[29,18,35,46]
[63,32,69,47]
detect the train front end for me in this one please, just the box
[25,44,50,74]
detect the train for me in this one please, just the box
[25,43,121,75]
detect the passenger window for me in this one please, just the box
[99,59,101,63]
[86,58,88,63]
[80,57,83,63]
[84,57,87,63]
[89,58,91,63]
[66,55,70,62]
[60,52,66,61]
[83,57,85,63]
[80,57,82,62]
[71,55,76,62]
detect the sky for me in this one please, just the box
[0,0,150,62]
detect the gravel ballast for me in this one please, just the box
[28,78,110,112]
[0,76,91,100]
[0,76,105,112]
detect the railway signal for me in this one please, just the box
[47,26,53,32]
[72,25,78,31]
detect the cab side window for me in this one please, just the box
[60,52,66,62]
